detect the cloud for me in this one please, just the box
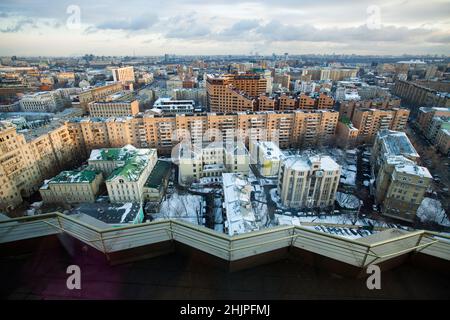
[0,18,35,33]
[93,13,158,32]
[163,13,211,39]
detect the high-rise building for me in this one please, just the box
[277,154,341,209]
[206,73,266,112]
[112,66,135,83]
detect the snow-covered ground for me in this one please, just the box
[417,197,450,227]
[335,192,360,210]
[274,214,377,239]
[156,192,204,225]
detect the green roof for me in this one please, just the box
[89,145,140,162]
[107,155,149,182]
[49,170,100,184]
[144,160,171,188]
[340,115,352,126]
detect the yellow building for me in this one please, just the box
[40,169,103,204]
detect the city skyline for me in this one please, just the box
[1,0,450,56]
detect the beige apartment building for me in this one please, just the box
[371,130,431,222]
[350,107,410,144]
[417,107,450,135]
[88,100,139,117]
[277,154,341,209]
[258,94,276,111]
[0,121,83,211]
[39,169,103,204]
[335,120,359,148]
[78,82,123,112]
[67,110,338,155]
[112,66,135,83]
[435,129,450,155]
[1,109,338,210]
[206,73,266,112]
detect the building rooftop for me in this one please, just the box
[144,160,171,189]
[257,141,283,160]
[222,173,258,236]
[108,155,150,182]
[394,163,432,179]
[43,169,100,186]
[89,145,146,162]
[69,202,142,225]
[378,129,420,159]
[283,154,341,172]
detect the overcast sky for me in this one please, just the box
[0,0,449,56]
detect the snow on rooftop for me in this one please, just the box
[223,173,258,236]
[378,130,419,158]
[283,154,340,172]
[394,163,432,178]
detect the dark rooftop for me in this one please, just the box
[144,160,171,189]
[68,203,142,225]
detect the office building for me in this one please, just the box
[277,154,341,209]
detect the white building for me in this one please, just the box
[294,80,316,93]
[19,91,64,112]
[178,142,250,185]
[153,97,196,114]
[88,145,158,203]
[250,140,283,177]
[278,154,341,209]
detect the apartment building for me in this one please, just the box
[0,120,83,211]
[435,129,450,155]
[393,80,450,115]
[206,73,265,112]
[112,66,135,83]
[258,94,276,111]
[371,130,431,222]
[39,169,103,204]
[88,99,139,118]
[335,119,359,148]
[417,107,450,137]
[178,142,249,185]
[19,91,64,112]
[78,82,123,112]
[277,154,341,209]
[350,107,410,144]
[250,140,283,177]
[302,67,358,81]
[278,94,297,111]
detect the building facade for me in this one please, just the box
[371,130,431,222]
[39,169,103,204]
[278,154,341,209]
